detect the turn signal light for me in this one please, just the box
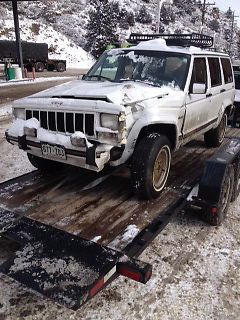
[24,127,37,137]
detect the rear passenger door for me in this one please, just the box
[220,57,235,105]
[207,57,223,122]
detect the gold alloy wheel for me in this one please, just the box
[153,146,171,192]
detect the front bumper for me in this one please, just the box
[5,132,123,172]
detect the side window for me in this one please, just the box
[221,58,233,84]
[191,58,207,90]
[208,58,222,87]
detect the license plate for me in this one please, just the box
[41,143,66,160]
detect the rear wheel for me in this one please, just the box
[204,165,234,226]
[35,62,45,72]
[56,62,66,72]
[204,113,227,148]
[131,133,171,200]
[27,153,62,172]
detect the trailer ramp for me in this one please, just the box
[0,209,151,310]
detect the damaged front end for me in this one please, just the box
[6,102,129,172]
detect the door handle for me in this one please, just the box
[206,93,212,98]
[220,89,226,93]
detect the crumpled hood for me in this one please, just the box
[30,79,177,105]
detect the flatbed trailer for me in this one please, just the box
[0,127,240,310]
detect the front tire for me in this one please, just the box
[131,133,171,200]
[204,113,227,148]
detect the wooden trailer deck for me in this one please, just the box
[0,127,239,250]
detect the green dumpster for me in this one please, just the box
[7,67,15,80]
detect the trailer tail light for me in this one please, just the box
[117,260,152,284]
[211,207,217,215]
[117,266,141,282]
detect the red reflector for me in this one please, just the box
[211,207,217,215]
[89,278,104,298]
[118,267,141,282]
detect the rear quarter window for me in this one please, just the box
[234,72,240,90]
[208,57,222,87]
[221,58,233,83]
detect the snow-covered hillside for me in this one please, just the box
[0,0,239,64]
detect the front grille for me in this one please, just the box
[26,110,95,136]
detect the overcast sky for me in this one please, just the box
[214,0,240,25]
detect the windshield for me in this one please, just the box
[234,71,240,90]
[85,50,191,90]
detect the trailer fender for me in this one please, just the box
[197,138,240,225]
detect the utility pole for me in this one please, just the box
[156,0,172,34]
[229,10,239,57]
[199,0,215,33]
[12,0,24,75]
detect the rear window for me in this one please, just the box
[234,72,240,90]
[208,58,222,87]
[221,58,233,83]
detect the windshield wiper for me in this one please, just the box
[85,75,112,82]
[135,80,157,87]
[119,79,159,87]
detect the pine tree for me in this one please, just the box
[85,0,119,58]
[136,5,152,24]
[208,19,220,33]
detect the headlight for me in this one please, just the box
[100,113,119,131]
[13,108,25,120]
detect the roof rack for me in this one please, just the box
[128,33,214,49]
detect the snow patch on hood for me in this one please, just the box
[30,79,179,106]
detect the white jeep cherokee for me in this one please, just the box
[6,34,235,199]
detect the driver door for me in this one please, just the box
[183,57,211,139]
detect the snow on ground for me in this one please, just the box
[0,77,73,87]
[0,104,239,319]
[1,18,95,69]
[0,104,12,119]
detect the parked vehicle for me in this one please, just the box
[232,65,240,127]
[5,33,235,199]
[0,40,66,72]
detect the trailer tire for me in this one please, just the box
[204,164,234,226]
[35,62,45,72]
[131,133,171,200]
[204,113,227,148]
[56,62,66,72]
[231,158,240,202]
[27,153,62,172]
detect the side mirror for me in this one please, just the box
[191,83,206,94]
